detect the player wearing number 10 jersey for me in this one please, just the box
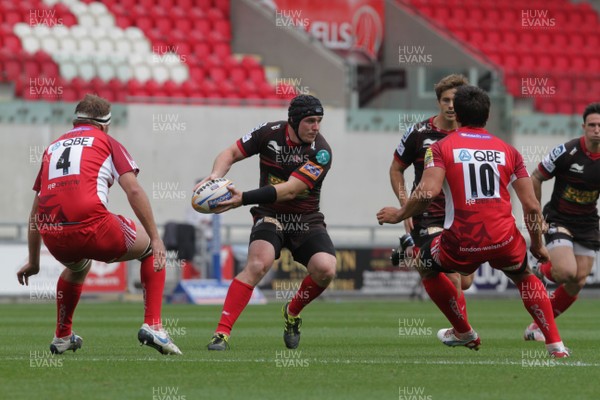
[17,94,181,356]
[377,86,569,357]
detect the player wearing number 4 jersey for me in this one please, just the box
[377,86,569,357]
[17,94,181,355]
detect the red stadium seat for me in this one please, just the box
[206,7,224,21]
[589,57,600,71]
[229,66,247,85]
[136,16,153,33]
[189,66,206,82]
[248,66,266,84]
[192,41,211,60]
[115,15,132,29]
[213,20,231,41]
[156,17,173,36]
[221,54,238,69]
[213,42,231,59]
[208,66,227,83]
[181,80,202,97]
[571,56,586,72]
[201,79,219,97]
[176,17,194,35]
[195,0,211,10]
[553,56,569,73]
[204,54,223,68]
[535,99,557,114]
[213,0,230,18]
[61,87,79,102]
[238,80,257,97]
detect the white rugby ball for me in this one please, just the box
[191,178,234,214]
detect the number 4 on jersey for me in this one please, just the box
[47,137,94,180]
[56,147,71,175]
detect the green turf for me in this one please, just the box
[1,299,598,400]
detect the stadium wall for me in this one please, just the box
[4,104,402,234]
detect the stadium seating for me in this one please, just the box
[404,0,600,114]
[0,0,293,104]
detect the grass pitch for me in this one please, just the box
[1,298,599,400]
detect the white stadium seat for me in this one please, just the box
[32,24,51,39]
[60,60,79,81]
[96,14,115,29]
[114,39,133,55]
[88,2,108,16]
[22,36,41,54]
[78,13,95,27]
[133,63,152,83]
[52,25,70,39]
[170,64,189,84]
[59,36,78,53]
[78,60,97,81]
[115,63,133,82]
[97,62,116,82]
[78,37,96,53]
[41,36,60,53]
[152,63,170,84]
[13,23,31,37]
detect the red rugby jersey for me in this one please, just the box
[426,127,528,250]
[33,124,138,224]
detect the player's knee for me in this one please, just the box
[461,275,474,290]
[553,268,577,284]
[244,258,271,279]
[575,274,589,290]
[309,254,337,282]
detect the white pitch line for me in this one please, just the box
[3,356,600,367]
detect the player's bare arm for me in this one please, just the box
[530,168,549,204]
[513,176,549,263]
[197,143,247,190]
[17,194,42,285]
[119,172,166,271]
[377,166,444,225]
[389,158,414,232]
[212,176,309,213]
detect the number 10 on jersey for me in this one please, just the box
[454,148,504,201]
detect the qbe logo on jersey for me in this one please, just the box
[453,149,505,201]
[47,137,95,180]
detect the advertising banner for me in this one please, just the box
[272,0,384,60]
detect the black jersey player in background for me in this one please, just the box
[197,95,336,350]
[389,74,474,301]
[524,102,600,341]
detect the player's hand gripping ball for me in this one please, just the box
[191,178,234,214]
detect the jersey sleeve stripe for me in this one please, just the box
[537,163,552,178]
[291,172,315,189]
[236,140,248,157]
[393,151,409,168]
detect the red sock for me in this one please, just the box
[550,285,578,317]
[140,255,165,328]
[216,278,254,336]
[517,275,561,344]
[422,274,471,334]
[55,277,83,338]
[539,261,556,283]
[457,292,468,321]
[288,275,327,316]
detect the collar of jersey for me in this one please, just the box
[580,136,600,160]
[285,125,303,147]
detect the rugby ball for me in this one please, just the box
[191,178,234,214]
